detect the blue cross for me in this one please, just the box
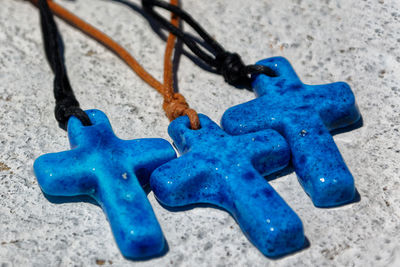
[150,114,305,258]
[33,109,177,259]
[221,57,361,207]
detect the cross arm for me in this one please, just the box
[33,148,96,196]
[150,153,209,207]
[221,98,279,136]
[311,83,360,130]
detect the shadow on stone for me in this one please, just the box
[265,164,295,182]
[315,188,361,209]
[331,115,364,136]
[43,191,100,207]
[123,238,170,261]
[267,237,310,260]
[157,200,227,214]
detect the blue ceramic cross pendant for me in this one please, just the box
[222,57,361,207]
[34,109,177,259]
[150,114,305,257]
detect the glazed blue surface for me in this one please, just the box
[151,114,305,258]
[34,109,177,259]
[221,57,361,207]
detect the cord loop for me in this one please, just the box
[163,93,200,129]
[55,98,91,130]
[163,93,187,119]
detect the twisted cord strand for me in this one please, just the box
[38,0,91,130]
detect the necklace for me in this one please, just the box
[142,0,361,208]
[33,0,177,259]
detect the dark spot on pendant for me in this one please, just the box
[243,171,256,180]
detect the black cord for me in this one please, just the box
[141,0,277,87]
[38,0,91,130]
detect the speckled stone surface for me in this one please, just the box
[151,114,305,257]
[34,109,176,259]
[221,57,360,207]
[1,0,400,266]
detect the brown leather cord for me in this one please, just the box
[162,0,200,129]
[28,0,200,129]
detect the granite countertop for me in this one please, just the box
[0,0,399,266]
